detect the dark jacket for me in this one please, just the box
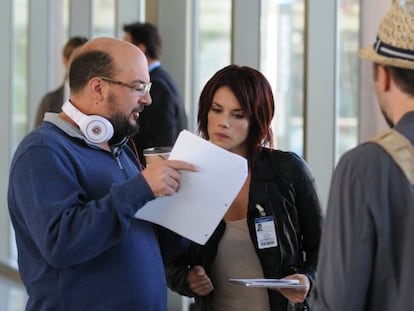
[166,148,323,310]
[34,83,66,128]
[131,66,187,163]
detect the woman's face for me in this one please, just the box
[207,86,250,157]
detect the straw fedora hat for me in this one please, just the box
[359,0,414,70]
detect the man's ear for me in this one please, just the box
[88,77,106,101]
[137,43,147,55]
[377,64,392,92]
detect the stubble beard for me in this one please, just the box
[107,93,140,144]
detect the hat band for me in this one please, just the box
[373,37,414,61]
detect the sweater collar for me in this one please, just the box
[44,112,129,153]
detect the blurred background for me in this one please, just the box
[0,0,391,310]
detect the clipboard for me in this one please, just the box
[228,278,307,289]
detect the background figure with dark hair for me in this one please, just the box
[166,65,323,311]
[312,2,414,310]
[123,22,187,164]
[34,36,88,128]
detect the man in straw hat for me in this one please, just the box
[312,1,414,310]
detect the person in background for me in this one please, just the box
[123,21,188,164]
[8,37,197,311]
[312,2,414,310]
[166,64,323,311]
[34,36,88,128]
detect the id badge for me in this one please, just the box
[255,216,278,249]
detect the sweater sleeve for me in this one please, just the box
[8,143,155,269]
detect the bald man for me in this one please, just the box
[8,37,196,311]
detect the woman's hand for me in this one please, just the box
[187,265,214,296]
[274,273,310,304]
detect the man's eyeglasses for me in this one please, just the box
[99,76,152,96]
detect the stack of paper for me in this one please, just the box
[135,130,248,245]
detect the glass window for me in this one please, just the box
[12,0,29,156]
[10,0,29,262]
[198,0,232,96]
[53,0,70,88]
[260,0,305,157]
[336,0,359,162]
[63,0,70,38]
[92,0,115,37]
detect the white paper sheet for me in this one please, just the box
[135,130,248,245]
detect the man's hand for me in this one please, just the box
[187,265,214,296]
[141,160,197,197]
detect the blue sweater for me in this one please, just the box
[8,114,187,311]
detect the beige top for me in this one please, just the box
[210,219,271,311]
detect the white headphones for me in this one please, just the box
[62,100,114,144]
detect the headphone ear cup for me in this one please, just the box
[62,100,114,144]
[78,116,114,144]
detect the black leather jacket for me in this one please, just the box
[166,148,323,310]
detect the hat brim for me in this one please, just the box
[359,46,414,70]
